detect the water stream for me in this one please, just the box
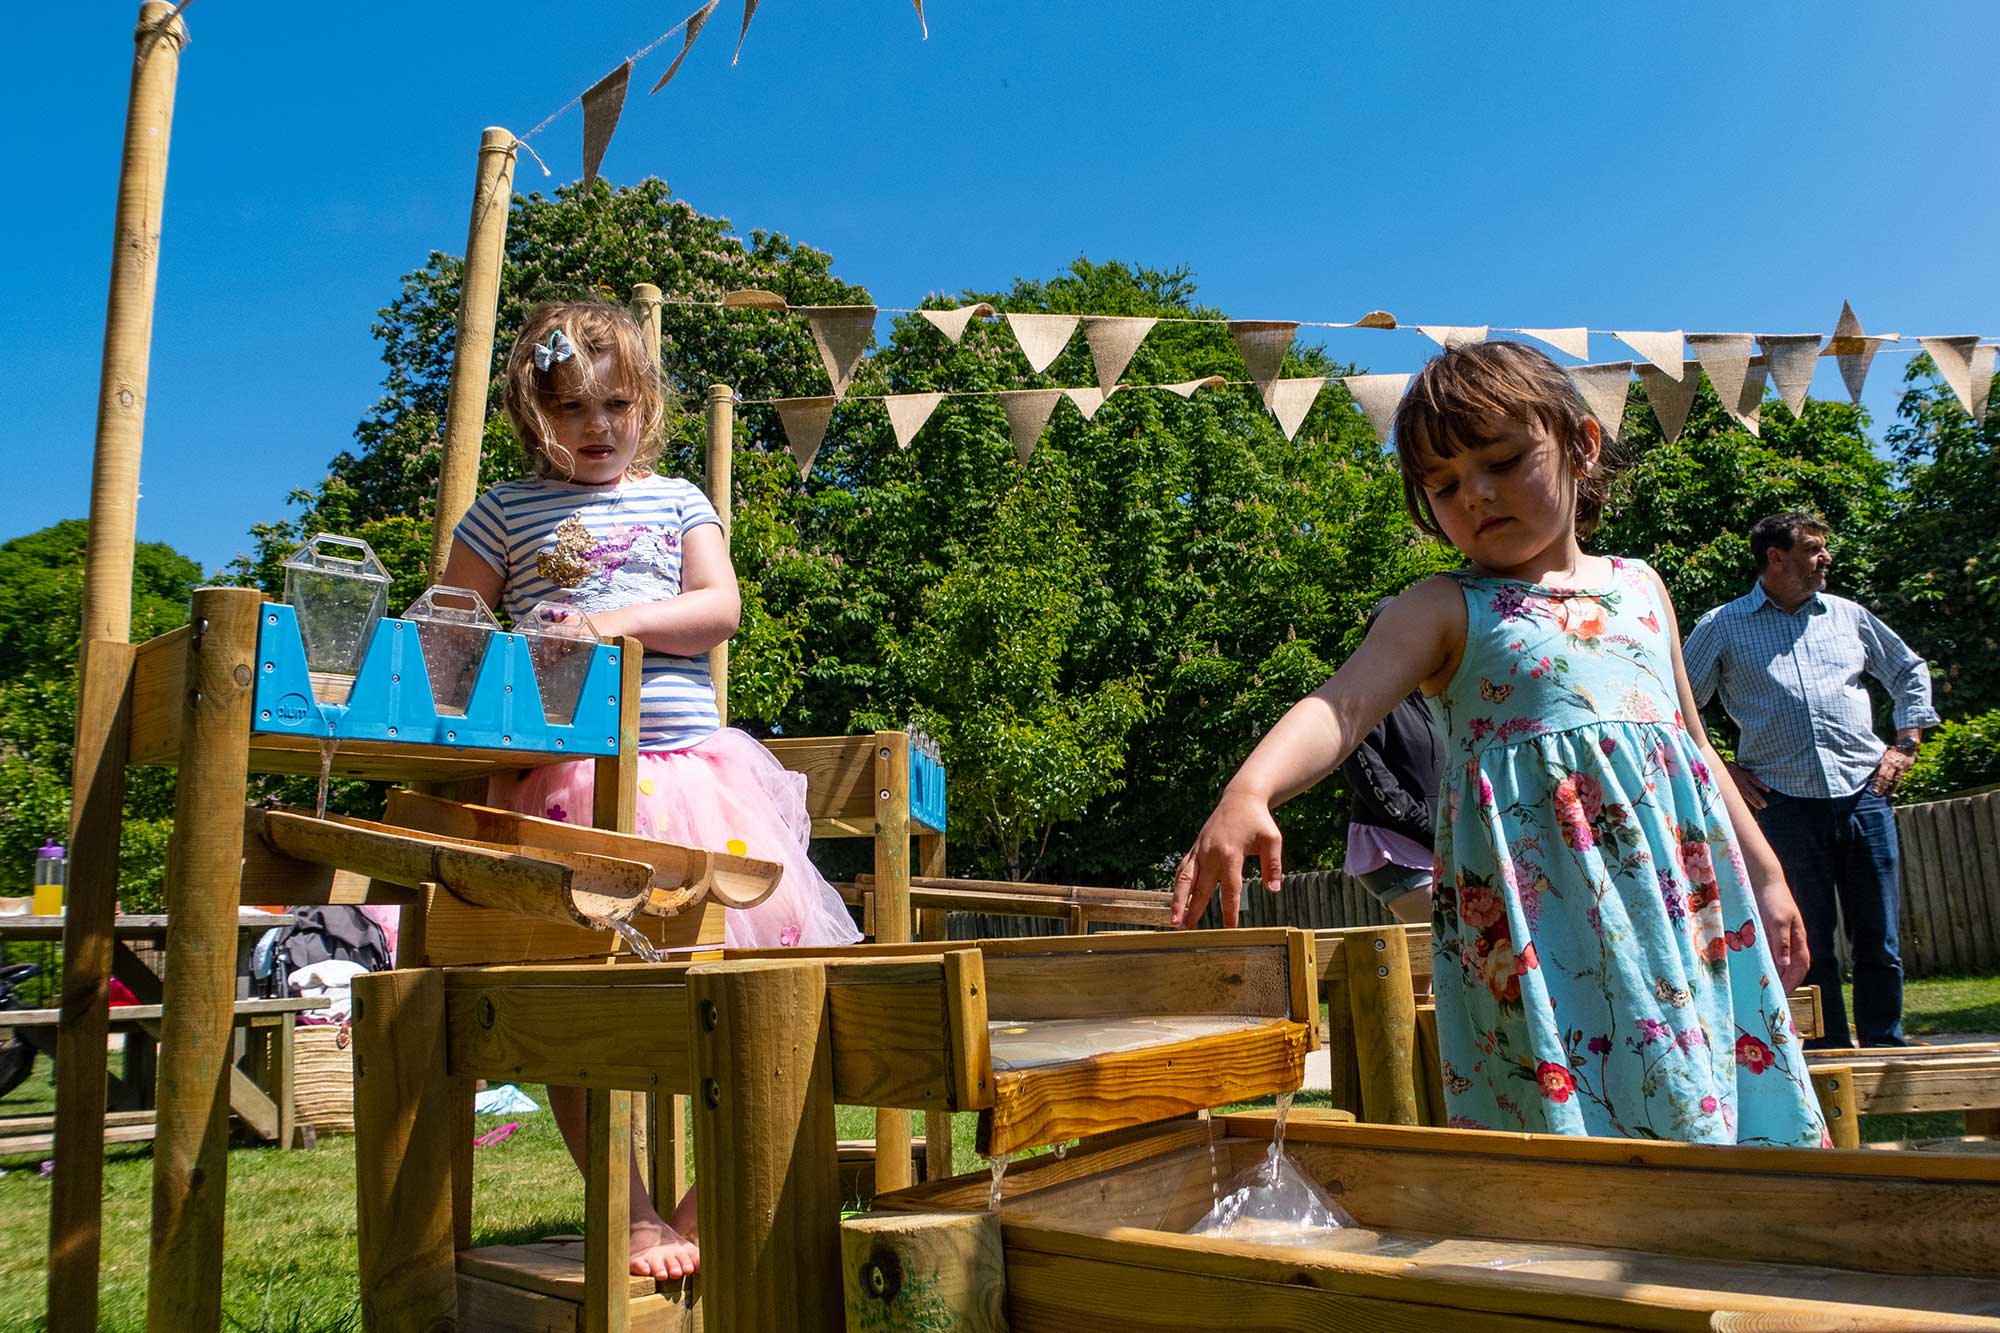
[1267,1090,1295,1181]
[986,1152,1013,1211]
[604,917,665,962]
[1198,1108,1221,1211]
[314,725,341,819]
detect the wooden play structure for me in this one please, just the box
[351,927,1318,1331]
[866,1108,2000,1331]
[1809,1042,2000,1149]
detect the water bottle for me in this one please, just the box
[31,840,65,916]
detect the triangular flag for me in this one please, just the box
[1081,316,1155,391]
[919,302,996,344]
[1519,328,1591,360]
[1265,378,1326,442]
[1687,334,1756,419]
[1567,363,1632,440]
[802,305,876,399]
[1419,325,1488,350]
[912,0,928,38]
[1229,321,1299,401]
[773,397,835,477]
[1353,310,1397,330]
[1757,334,1821,415]
[1614,331,1685,379]
[722,288,787,310]
[1161,376,1226,398]
[650,1,720,93]
[1971,345,1996,425]
[580,62,632,186]
[1824,300,1869,354]
[733,0,759,62]
[1823,301,1887,403]
[1638,362,1701,444]
[1918,336,1981,416]
[1343,374,1410,444]
[1065,386,1110,421]
[997,389,1062,462]
[1729,356,1769,437]
[1005,313,1079,374]
[884,392,943,450]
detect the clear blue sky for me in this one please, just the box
[13,2,1997,573]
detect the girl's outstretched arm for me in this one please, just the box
[1171,577,1463,929]
[586,523,742,658]
[1649,568,1810,992]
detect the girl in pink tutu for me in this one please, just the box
[442,298,861,1280]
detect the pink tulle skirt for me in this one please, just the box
[495,728,862,949]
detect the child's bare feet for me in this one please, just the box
[629,1202,699,1280]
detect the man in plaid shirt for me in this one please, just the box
[1683,513,1938,1050]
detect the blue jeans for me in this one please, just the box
[1753,787,1906,1048]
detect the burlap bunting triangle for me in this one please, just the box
[581,62,632,186]
[650,1,720,93]
[1343,374,1409,444]
[1006,313,1079,374]
[1519,328,1591,360]
[919,302,996,344]
[1419,326,1488,350]
[1757,334,1821,415]
[722,288,788,311]
[1823,301,1888,403]
[1729,356,1770,437]
[1972,345,1996,425]
[1081,316,1155,391]
[1230,321,1299,402]
[733,0,759,63]
[912,0,928,38]
[998,389,1062,462]
[1567,363,1633,440]
[1638,362,1700,444]
[1065,386,1110,421]
[774,397,835,477]
[884,392,943,449]
[1162,376,1226,398]
[1352,311,1397,330]
[802,306,876,399]
[1265,378,1326,442]
[1687,334,1756,419]
[1614,331,1685,380]
[1918,336,1981,416]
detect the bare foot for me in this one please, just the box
[629,1204,699,1280]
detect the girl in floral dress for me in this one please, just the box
[1171,342,1827,1146]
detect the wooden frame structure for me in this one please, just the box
[1809,1043,2000,1148]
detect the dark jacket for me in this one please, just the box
[1342,691,1442,849]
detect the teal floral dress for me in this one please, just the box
[1431,558,1828,1146]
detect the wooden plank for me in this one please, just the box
[825,962,959,1109]
[763,734,879,824]
[1285,929,1317,1052]
[1930,800,1977,976]
[873,732,915,1196]
[979,1020,1310,1157]
[918,836,955,1181]
[458,1242,663,1302]
[457,1271,580,1333]
[584,1089,632,1333]
[1951,795,1996,973]
[1413,1004,1444,1126]
[6,997,326,1027]
[240,734,583,783]
[125,624,190,767]
[943,950,991,1112]
[1790,985,1823,1041]
[1971,793,2000,969]
[1895,803,1933,977]
[1345,926,1419,1124]
[422,889,725,969]
[447,982,692,1093]
[1813,1065,1861,1148]
[982,947,1292,1025]
[1913,803,1959,974]
[1839,1055,2000,1115]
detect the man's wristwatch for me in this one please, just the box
[1894,736,1920,756]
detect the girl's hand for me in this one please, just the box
[1171,788,1284,929]
[1751,876,1811,995]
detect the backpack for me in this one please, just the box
[254,906,393,996]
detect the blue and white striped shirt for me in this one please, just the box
[1683,584,1938,799]
[455,475,724,750]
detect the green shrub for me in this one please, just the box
[1900,711,2000,803]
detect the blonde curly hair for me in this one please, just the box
[502,300,671,480]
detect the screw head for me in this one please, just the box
[702,1077,721,1109]
[699,999,719,1031]
[1373,938,1387,951]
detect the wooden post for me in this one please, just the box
[917,832,953,1181]
[704,384,734,723]
[873,732,914,1192]
[353,969,459,1333]
[1344,925,1420,1126]
[841,1212,1009,1333]
[1812,1066,1861,1150]
[690,961,842,1333]
[429,126,518,583]
[1412,1004,1444,1127]
[145,587,261,1332]
[584,1089,633,1333]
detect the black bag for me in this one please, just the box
[259,907,392,996]
[0,962,41,1099]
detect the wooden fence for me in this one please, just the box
[954,788,2000,980]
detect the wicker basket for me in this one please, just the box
[294,1022,355,1135]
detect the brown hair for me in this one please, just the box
[1749,511,1829,570]
[502,300,670,480]
[1390,340,1613,540]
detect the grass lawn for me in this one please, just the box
[3,971,1997,1331]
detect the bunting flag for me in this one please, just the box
[1687,334,1756,419]
[1419,325,1488,350]
[1823,301,1888,403]
[802,305,876,399]
[1568,362,1633,440]
[580,62,633,186]
[1065,386,1110,421]
[1353,310,1397,329]
[1343,373,1409,444]
[1266,378,1326,442]
[1758,334,1822,415]
[1615,330,1686,379]
[1006,313,1079,373]
[733,0,760,62]
[773,396,835,476]
[1918,336,1981,416]
[998,388,1063,461]
[1081,316,1155,391]
[912,0,929,38]
[650,0,720,93]
[1229,321,1299,403]
[919,302,996,344]
[1638,361,1701,444]
[1729,356,1770,436]
[1520,328,1591,360]
[1162,375,1227,398]
[884,392,944,449]
[722,287,787,310]
[1972,345,1996,425]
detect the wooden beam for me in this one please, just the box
[841,1212,1007,1333]
[1838,1054,2000,1116]
[584,1089,633,1333]
[1813,1065,1861,1149]
[1345,926,1419,1125]
[704,386,733,724]
[447,978,692,1093]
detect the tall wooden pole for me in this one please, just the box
[48,7,187,1328]
[872,731,914,1191]
[705,384,734,723]
[428,126,518,583]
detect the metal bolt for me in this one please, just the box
[879,789,891,801]
[502,735,511,745]
[260,710,271,721]
[391,673,400,683]
[477,996,496,1029]
[879,746,891,759]
[188,689,202,707]
[1377,964,1389,978]
[702,1077,721,1109]
[266,613,278,626]
[262,661,274,674]
[387,726,397,736]
[505,684,513,694]
[446,730,456,742]
[1373,938,1387,951]
[700,1000,721,1031]
[864,1262,888,1298]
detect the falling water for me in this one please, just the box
[1198,1107,1221,1211]
[986,1152,1013,1211]
[314,725,341,819]
[605,917,665,963]
[1266,1090,1296,1183]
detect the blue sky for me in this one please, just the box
[13,3,1997,573]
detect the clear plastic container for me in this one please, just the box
[402,586,501,716]
[282,534,391,676]
[31,839,65,916]
[517,601,601,725]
